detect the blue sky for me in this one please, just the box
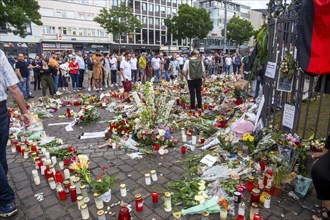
[232,0,269,9]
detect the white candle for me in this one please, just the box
[40,165,47,176]
[191,136,197,145]
[150,170,158,181]
[120,184,127,197]
[182,135,187,142]
[220,209,228,220]
[112,142,116,149]
[32,169,38,177]
[34,176,41,185]
[51,156,57,165]
[181,128,185,136]
[64,169,70,180]
[58,161,64,170]
[45,152,50,159]
[70,176,76,186]
[145,173,151,185]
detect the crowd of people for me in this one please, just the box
[10,49,264,102]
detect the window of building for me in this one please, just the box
[43,26,56,34]
[112,0,118,6]
[66,11,75,19]
[136,15,141,21]
[182,0,186,4]
[142,16,147,24]
[40,8,54,16]
[161,6,165,13]
[155,18,160,25]
[87,28,95,36]
[166,7,171,15]
[59,27,67,35]
[135,29,141,43]
[135,1,140,9]
[155,30,160,44]
[78,28,87,36]
[142,2,147,11]
[142,29,148,44]
[149,30,154,44]
[80,0,89,4]
[86,13,94,20]
[149,17,154,25]
[98,29,107,37]
[161,31,166,44]
[161,18,164,26]
[155,4,160,12]
[177,0,181,4]
[172,8,177,15]
[56,10,66,17]
[78,12,86,19]
[149,4,154,12]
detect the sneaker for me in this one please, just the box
[56,91,62,95]
[100,88,104,91]
[88,87,91,92]
[110,84,114,88]
[105,85,108,88]
[0,202,18,217]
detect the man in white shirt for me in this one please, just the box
[120,53,132,103]
[151,55,161,83]
[109,54,117,87]
[177,54,184,74]
[130,53,138,83]
[76,51,86,90]
[225,54,232,75]
[103,53,111,89]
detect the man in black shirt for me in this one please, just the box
[32,56,42,91]
[15,53,33,99]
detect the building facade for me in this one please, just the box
[0,0,197,56]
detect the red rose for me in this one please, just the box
[84,109,88,113]
[68,146,76,153]
[64,158,71,166]
[80,116,84,120]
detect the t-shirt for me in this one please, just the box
[109,57,117,71]
[151,57,161,70]
[130,57,138,70]
[120,60,132,81]
[164,58,170,70]
[69,61,79,74]
[15,60,29,78]
[177,56,184,65]
[103,58,111,71]
[225,57,232,66]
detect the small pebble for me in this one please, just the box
[108,211,112,215]
[105,211,108,214]
[160,173,164,177]
[127,174,132,177]
[281,213,285,218]
[158,163,162,166]
[292,211,298,216]
[111,212,116,216]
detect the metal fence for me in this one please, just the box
[261,6,330,139]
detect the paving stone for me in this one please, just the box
[25,204,44,219]
[16,187,34,199]
[41,195,59,208]
[14,179,31,191]
[45,204,67,220]
[68,206,81,219]
[12,172,28,182]
[20,196,40,208]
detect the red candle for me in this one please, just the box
[154,144,160,151]
[21,148,25,156]
[259,157,267,173]
[236,215,245,220]
[70,186,77,202]
[37,161,43,170]
[200,137,205,144]
[250,188,261,204]
[66,108,71,118]
[58,189,67,201]
[31,145,37,153]
[188,129,193,137]
[152,192,159,203]
[16,145,21,152]
[135,194,143,212]
[247,176,254,192]
[203,104,208,110]
[253,213,262,220]
[118,205,131,220]
[46,171,54,180]
[182,102,186,109]
[181,146,186,154]
[55,171,63,183]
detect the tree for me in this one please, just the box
[164,4,213,49]
[222,16,254,51]
[0,0,42,37]
[94,4,142,53]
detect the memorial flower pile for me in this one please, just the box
[75,105,100,124]
[69,154,91,183]
[105,115,134,139]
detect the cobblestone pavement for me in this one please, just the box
[5,87,320,220]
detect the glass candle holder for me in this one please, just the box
[120,184,127,197]
[94,193,104,209]
[164,192,172,212]
[135,194,143,212]
[150,170,158,181]
[80,185,90,203]
[247,176,255,192]
[250,188,261,204]
[80,204,90,220]
[70,185,77,202]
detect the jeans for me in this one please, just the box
[226,65,231,75]
[164,70,170,82]
[155,69,161,83]
[110,70,117,84]
[18,77,30,97]
[53,75,59,93]
[58,73,68,88]
[209,65,215,75]
[255,79,262,98]
[70,74,79,89]
[78,69,84,88]
[188,79,202,109]
[233,64,241,74]
[33,72,41,90]
[131,69,138,82]
[0,103,15,206]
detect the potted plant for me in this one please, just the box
[90,174,118,202]
[272,164,289,196]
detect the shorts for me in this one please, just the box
[93,68,102,80]
[88,70,93,79]
[122,80,132,93]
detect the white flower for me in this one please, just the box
[194,195,205,204]
[198,184,206,191]
[78,154,89,162]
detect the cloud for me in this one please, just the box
[232,0,268,9]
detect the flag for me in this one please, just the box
[297,0,330,75]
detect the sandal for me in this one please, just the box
[312,207,330,220]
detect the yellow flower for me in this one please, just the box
[249,136,254,142]
[242,136,247,142]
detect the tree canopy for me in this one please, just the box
[164,4,213,41]
[0,0,42,37]
[222,16,254,47]
[94,4,142,42]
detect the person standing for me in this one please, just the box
[169,56,179,79]
[69,57,80,92]
[86,52,94,91]
[177,54,184,74]
[182,49,206,110]
[163,54,171,82]
[120,53,132,103]
[225,54,232,75]
[151,54,161,83]
[92,50,104,92]
[58,57,69,93]
[254,64,265,98]
[109,54,117,87]
[48,53,60,94]
[0,49,31,217]
[138,53,147,84]
[15,53,33,99]
[130,53,138,83]
[233,53,242,75]
[32,56,42,91]
[76,51,86,90]
[103,53,111,89]
[40,60,55,96]
[242,52,250,80]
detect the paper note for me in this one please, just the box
[282,104,295,129]
[200,154,218,167]
[265,61,277,79]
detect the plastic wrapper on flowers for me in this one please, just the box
[181,197,221,215]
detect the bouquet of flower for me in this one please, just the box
[90,174,118,195]
[105,115,134,139]
[69,154,91,183]
[75,105,100,124]
[280,53,297,80]
[242,133,255,153]
[136,125,178,148]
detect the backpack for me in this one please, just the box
[189,58,203,80]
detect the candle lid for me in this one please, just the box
[120,184,126,189]
[145,173,150,177]
[251,202,259,208]
[63,180,70,185]
[69,185,76,190]
[135,194,142,199]
[77,196,83,201]
[49,165,54,169]
[73,177,80,183]
[150,170,156,174]
[202,210,209,216]
[164,192,171,197]
[93,192,100,197]
[48,177,54,182]
[248,176,255,181]
[261,156,267,161]
[80,184,86,190]
[80,204,87,209]
[252,188,261,194]
[97,210,104,216]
